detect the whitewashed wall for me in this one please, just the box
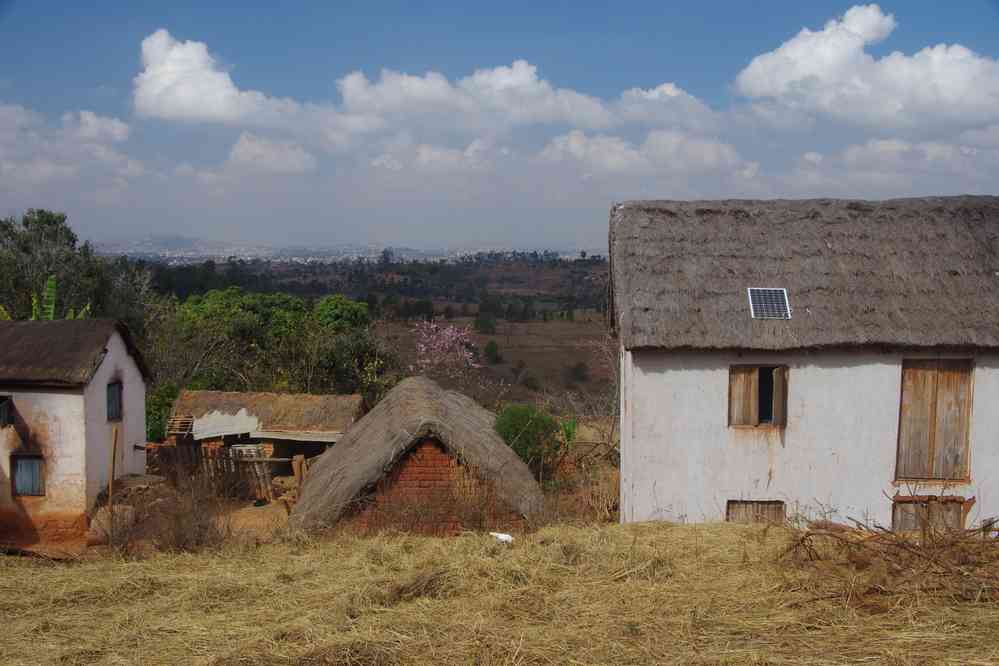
[84,330,147,508]
[0,387,87,541]
[620,349,999,527]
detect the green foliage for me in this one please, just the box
[0,304,9,320]
[474,313,497,334]
[560,416,578,447]
[313,294,370,333]
[0,210,149,332]
[146,383,180,442]
[520,372,541,391]
[41,275,57,320]
[495,404,560,481]
[483,340,502,364]
[565,361,590,384]
[146,287,397,402]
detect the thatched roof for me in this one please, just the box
[171,390,363,442]
[291,377,543,530]
[0,319,149,388]
[610,196,999,351]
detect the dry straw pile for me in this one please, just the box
[3,522,999,664]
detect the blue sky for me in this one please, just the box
[2,2,999,248]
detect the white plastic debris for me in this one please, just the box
[489,532,514,544]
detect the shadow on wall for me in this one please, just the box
[0,407,44,546]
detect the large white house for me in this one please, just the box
[610,196,999,530]
[0,320,148,545]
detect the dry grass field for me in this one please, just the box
[4,522,998,665]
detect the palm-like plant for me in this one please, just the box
[24,275,90,321]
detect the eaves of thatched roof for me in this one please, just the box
[609,196,999,351]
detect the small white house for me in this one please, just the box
[0,320,148,545]
[610,196,999,530]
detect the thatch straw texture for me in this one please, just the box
[0,319,149,387]
[291,377,543,530]
[610,196,999,351]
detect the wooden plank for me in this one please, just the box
[896,361,936,479]
[892,502,923,532]
[772,366,787,426]
[108,426,118,545]
[726,500,785,523]
[729,366,759,426]
[932,360,972,479]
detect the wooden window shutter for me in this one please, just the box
[896,361,936,479]
[897,360,972,480]
[932,360,972,480]
[729,366,759,426]
[772,366,788,426]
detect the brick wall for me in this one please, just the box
[348,438,522,535]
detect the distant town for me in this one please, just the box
[95,234,607,265]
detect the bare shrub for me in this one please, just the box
[345,464,517,536]
[531,463,620,527]
[153,473,233,553]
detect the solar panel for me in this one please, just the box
[748,288,791,320]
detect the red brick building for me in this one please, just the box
[291,377,543,535]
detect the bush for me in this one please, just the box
[484,340,502,364]
[146,383,180,442]
[474,313,497,334]
[495,404,560,481]
[565,361,590,384]
[520,372,541,391]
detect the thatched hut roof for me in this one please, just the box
[291,377,543,530]
[171,390,363,442]
[0,319,149,388]
[609,196,999,351]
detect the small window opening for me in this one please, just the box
[729,365,787,427]
[758,367,775,423]
[107,382,123,422]
[12,454,44,496]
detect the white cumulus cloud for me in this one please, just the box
[735,4,999,130]
[134,29,301,124]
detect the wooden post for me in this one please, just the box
[292,454,306,497]
[108,426,119,545]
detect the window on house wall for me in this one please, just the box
[892,497,967,532]
[0,396,12,427]
[728,366,787,427]
[12,455,44,496]
[107,381,123,422]
[726,500,786,523]
[896,360,972,481]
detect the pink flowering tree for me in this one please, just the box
[412,320,479,378]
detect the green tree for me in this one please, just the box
[313,294,370,333]
[474,313,497,334]
[484,340,502,364]
[495,404,560,481]
[0,209,148,332]
[146,383,180,441]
